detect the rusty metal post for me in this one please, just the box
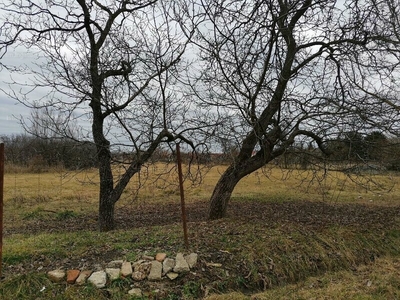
[176,143,189,249]
[0,141,4,279]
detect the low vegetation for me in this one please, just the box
[1,164,400,299]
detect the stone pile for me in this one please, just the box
[47,252,198,296]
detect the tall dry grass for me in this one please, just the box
[3,162,400,219]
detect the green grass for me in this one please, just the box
[0,272,136,300]
[3,225,187,266]
[2,217,400,298]
[205,256,400,299]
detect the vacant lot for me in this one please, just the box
[1,164,400,299]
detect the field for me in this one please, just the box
[1,163,400,299]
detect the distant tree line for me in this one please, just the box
[278,131,400,171]
[1,134,97,171]
[3,131,399,173]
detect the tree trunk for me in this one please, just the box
[209,146,276,220]
[94,131,115,231]
[97,152,115,231]
[98,195,115,232]
[209,165,241,220]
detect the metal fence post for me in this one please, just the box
[0,140,4,279]
[176,143,189,249]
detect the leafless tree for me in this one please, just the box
[0,0,209,231]
[340,0,400,114]
[183,0,400,219]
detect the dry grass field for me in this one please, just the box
[1,163,400,299]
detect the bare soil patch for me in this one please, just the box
[5,200,400,235]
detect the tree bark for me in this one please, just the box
[209,148,273,219]
[96,141,115,231]
[95,130,170,231]
[98,194,115,232]
[208,164,241,219]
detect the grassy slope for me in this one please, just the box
[205,256,400,299]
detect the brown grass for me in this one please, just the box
[5,163,400,209]
[4,163,400,232]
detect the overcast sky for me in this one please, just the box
[0,0,372,139]
[0,77,31,137]
[0,48,33,137]
[0,97,27,136]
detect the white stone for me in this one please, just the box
[185,253,198,268]
[148,261,162,281]
[105,268,120,281]
[173,253,190,273]
[162,258,175,274]
[88,271,107,288]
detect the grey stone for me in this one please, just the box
[173,253,190,273]
[148,260,162,281]
[120,261,133,277]
[162,258,175,274]
[185,253,198,268]
[105,268,120,281]
[47,269,65,283]
[88,271,107,288]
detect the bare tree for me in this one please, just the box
[183,0,400,219]
[0,0,207,231]
[339,0,400,114]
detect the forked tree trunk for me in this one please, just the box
[95,131,167,231]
